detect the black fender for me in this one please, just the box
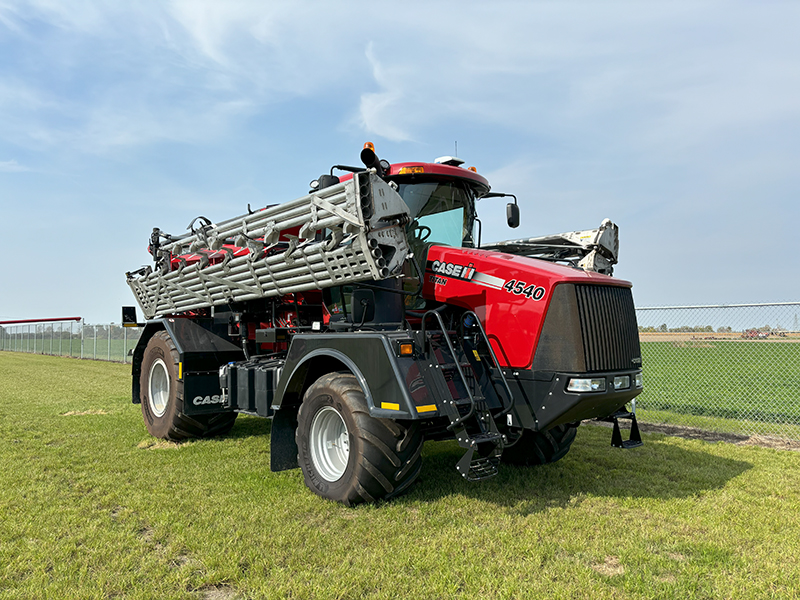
[273,334,418,418]
[269,333,419,472]
[131,321,167,405]
[131,318,244,415]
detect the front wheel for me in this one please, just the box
[139,331,237,441]
[296,372,423,506]
[501,423,578,466]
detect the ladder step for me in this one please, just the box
[457,455,500,481]
[435,362,474,369]
[467,431,503,446]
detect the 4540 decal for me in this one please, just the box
[503,279,546,300]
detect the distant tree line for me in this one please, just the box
[639,325,719,333]
[638,324,791,334]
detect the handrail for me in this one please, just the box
[421,310,477,429]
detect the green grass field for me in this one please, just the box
[2,352,800,599]
[638,341,800,424]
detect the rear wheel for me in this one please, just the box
[501,423,578,466]
[296,372,423,506]
[139,331,237,441]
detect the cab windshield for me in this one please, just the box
[397,180,476,248]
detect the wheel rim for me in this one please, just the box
[148,358,170,418]
[309,406,350,482]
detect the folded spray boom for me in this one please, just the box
[126,171,410,319]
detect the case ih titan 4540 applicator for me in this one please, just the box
[124,143,643,506]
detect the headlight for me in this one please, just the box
[613,376,630,390]
[634,372,644,389]
[567,377,606,392]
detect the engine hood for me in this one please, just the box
[421,245,632,369]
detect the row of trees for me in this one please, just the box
[639,325,718,333]
[639,324,790,334]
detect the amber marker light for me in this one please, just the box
[468,166,477,172]
[399,342,414,356]
[398,166,425,175]
[363,141,375,151]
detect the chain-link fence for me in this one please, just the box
[635,302,800,439]
[0,320,142,363]
[3,304,800,439]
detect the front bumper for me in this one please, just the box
[502,368,643,431]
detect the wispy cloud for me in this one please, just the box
[0,0,798,320]
[0,1,380,154]
[353,2,800,161]
[0,159,29,172]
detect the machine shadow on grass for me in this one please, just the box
[394,425,752,514]
[221,416,751,511]
[223,414,274,439]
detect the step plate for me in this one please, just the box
[464,456,500,482]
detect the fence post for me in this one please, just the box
[80,319,84,359]
[108,325,111,362]
[94,325,97,360]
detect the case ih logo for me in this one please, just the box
[193,394,223,406]
[428,260,476,281]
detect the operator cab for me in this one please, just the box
[387,158,490,253]
[399,178,477,249]
[322,146,494,324]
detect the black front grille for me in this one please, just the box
[576,285,641,372]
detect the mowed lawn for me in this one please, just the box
[2,353,800,599]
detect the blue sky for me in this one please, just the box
[1,1,798,323]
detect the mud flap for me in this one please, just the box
[270,407,299,472]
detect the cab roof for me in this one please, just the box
[386,161,490,196]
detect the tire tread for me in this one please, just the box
[296,372,423,505]
[141,331,236,441]
[501,424,578,466]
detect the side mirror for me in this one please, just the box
[316,174,340,191]
[506,203,520,228]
